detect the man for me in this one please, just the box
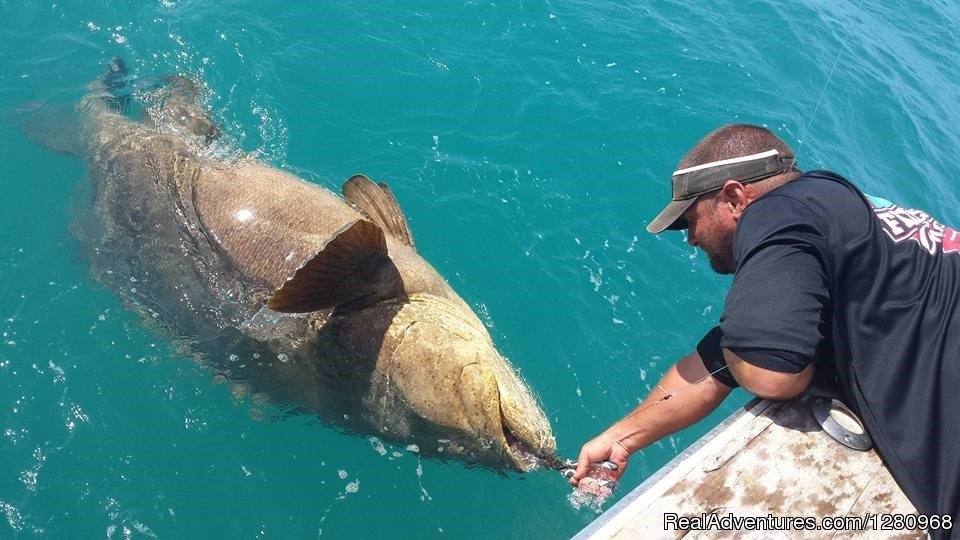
[570,124,959,532]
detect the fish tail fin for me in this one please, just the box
[102,56,129,90]
[14,57,132,156]
[83,56,132,114]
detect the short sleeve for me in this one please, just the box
[719,194,830,369]
[697,326,739,388]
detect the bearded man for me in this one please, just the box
[571,124,959,534]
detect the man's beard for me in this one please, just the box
[701,229,736,274]
[706,248,736,274]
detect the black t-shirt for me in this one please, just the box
[697,170,960,526]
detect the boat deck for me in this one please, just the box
[574,396,923,539]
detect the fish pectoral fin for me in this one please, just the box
[342,174,416,249]
[267,219,405,313]
[459,363,506,442]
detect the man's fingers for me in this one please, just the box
[569,450,591,485]
[578,477,614,498]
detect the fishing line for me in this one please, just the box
[550,364,729,474]
[795,0,866,165]
[615,363,729,427]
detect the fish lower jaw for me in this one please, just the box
[501,422,541,472]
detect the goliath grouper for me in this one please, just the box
[27,59,556,470]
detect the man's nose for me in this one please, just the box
[686,230,698,247]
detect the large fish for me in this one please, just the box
[27,59,555,470]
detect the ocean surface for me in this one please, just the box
[1,1,959,538]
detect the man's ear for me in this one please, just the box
[720,180,748,214]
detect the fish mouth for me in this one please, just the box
[499,412,552,472]
[455,360,555,471]
[495,385,556,471]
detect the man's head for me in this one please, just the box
[647,124,802,274]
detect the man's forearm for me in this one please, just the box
[570,351,733,486]
[604,351,732,453]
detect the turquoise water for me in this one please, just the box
[2,1,959,537]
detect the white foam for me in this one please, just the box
[368,437,387,456]
[566,488,608,513]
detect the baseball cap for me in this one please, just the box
[646,149,796,234]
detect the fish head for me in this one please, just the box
[264,218,556,470]
[387,301,556,471]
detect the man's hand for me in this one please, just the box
[568,351,732,493]
[569,433,631,487]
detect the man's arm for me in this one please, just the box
[570,348,814,487]
[569,351,732,486]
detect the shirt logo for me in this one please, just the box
[866,194,960,256]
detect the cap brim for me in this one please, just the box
[646,198,697,234]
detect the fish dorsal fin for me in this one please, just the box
[267,219,405,313]
[342,175,416,249]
